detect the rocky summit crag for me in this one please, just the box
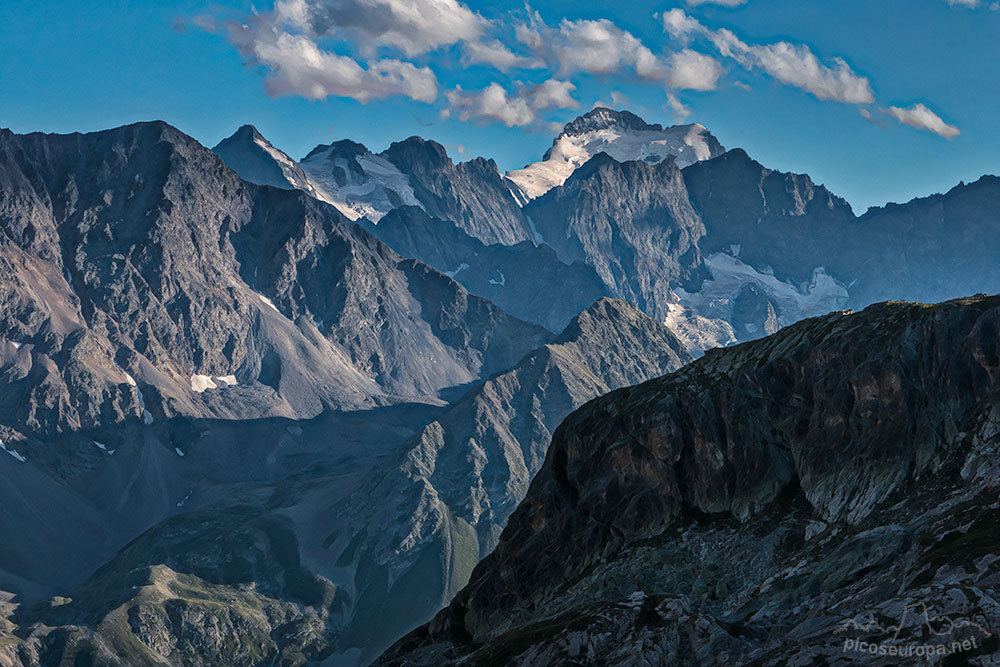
[381,294,1000,666]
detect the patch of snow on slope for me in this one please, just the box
[507,123,722,200]
[444,263,469,278]
[662,302,737,357]
[176,488,193,508]
[0,439,26,463]
[300,147,423,222]
[257,293,281,314]
[488,271,506,286]
[190,374,217,393]
[125,372,155,424]
[175,447,185,457]
[190,374,237,392]
[677,253,849,334]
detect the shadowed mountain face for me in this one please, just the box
[211,124,319,196]
[682,148,858,285]
[841,176,1000,307]
[683,150,1000,310]
[525,153,709,322]
[380,294,1000,665]
[381,136,534,246]
[0,123,548,439]
[364,206,612,332]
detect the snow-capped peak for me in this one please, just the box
[299,140,423,222]
[506,108,725,201]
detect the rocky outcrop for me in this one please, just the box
[526,153,708,322]
[366,206,611,332]
[380,294,1000,665]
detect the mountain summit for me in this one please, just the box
[506,107,725,200]
[212,124,319,197]
[559,107,664,136]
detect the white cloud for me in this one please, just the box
[663,10,873,104]
[886,103,960,138]
[444,78,577,127]
[272,0,485,57]
[234,28,438,102]
[735,39,873,103]
[445,83,535,126]
[668,49,723,91]
[527,18,669,81]
[662,9,704,44]
[945,0,1000,8]
[527,79,579,111]
[666,92,692,120]
[687,0,749,5]
[463,39,540,72]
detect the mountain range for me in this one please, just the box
[214,107,1000,351]
[0,106,997,666]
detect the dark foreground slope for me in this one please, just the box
[382,294,1000,665]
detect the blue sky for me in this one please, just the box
[1,0,997,213]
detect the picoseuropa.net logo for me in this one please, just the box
[836,601,990,659]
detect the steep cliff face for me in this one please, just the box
[382,137,532,246]
[841,176,1000,307]
[0,123,548,438]
[526,154,708,322]
[381,294,1000,665]
[683,148,857,285]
